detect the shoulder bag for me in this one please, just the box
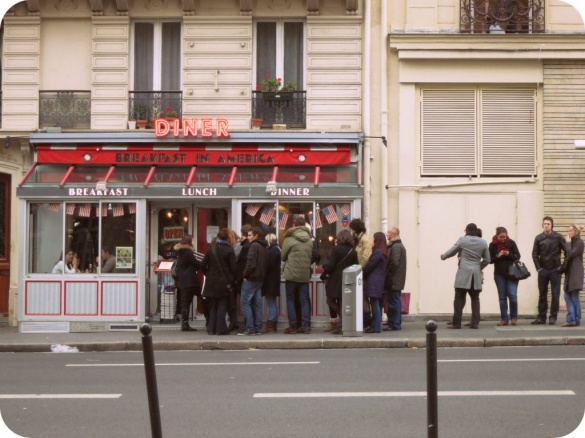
[507,260,531,281]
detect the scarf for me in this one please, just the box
[491,235,510,252]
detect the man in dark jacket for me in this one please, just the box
[174,235,202,332]
[238,227,267,336]
[282,217,314,334]
[384,226,407,331]
[228,224,252,331]
[531,216,566,325]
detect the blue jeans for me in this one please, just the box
[241,280,263,332]
[387,290,402,329]
[537,268,561,321]
[565,290,582,325]
[285,281,311,328]
[265,296,279,323]
[494,273,518,323]
[370,297,383,332]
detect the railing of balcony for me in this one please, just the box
[39,91,91,129]
[460,0,545,34]
[252,91,306,129]
[129,91,182,128]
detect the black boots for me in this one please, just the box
[181,308,196,331]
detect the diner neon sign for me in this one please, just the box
[154,118,230,138]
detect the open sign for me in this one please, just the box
[163,227,184,241]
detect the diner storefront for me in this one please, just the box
[16,128,363,332]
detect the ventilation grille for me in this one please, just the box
[20,321,70,333]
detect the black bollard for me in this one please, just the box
[426,320,438,438]
[140,323,163,438]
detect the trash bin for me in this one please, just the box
[342,264,363,337]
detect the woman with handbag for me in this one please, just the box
[201,228,238,335]
[363,232,389,333]
[174,235,202,332]
[561,224,584,327]
[321,229,358,335]
[488,226,521,326]
[261,233,281,333]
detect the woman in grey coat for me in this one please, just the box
[561,224,584,327]
[441,223,490,329]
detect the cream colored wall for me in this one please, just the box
[389,54,546,316]
[391,0,584,32]
[40,19,92,89]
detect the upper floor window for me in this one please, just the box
[255,20,304,90]
[460,0,545,34]
[133,21,181,91]
[420,88,536,177]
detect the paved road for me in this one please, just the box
[1,346,584,438]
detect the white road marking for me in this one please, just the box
[0,394,122,399]
[254,390,575,398]
[67,361,320,367]
[439,358,585,363]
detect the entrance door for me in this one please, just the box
[0,174,10,318]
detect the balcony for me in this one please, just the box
[252,91,306,129]
[460,0,545,34]
[129,91,182,128]
[39,90,91,129]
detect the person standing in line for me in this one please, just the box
[174,235,202,332]
[262,233,282,333]
[531,216,566,325]
[282,216,314,334]
[363,232,388,333]
[238,227,267,336]
[349,218,373,328]
[561,224,584,328]
[201,228,238,335]
[321,230,358,335]
[384,226,407,331]
[488,226,521,326]
[230,224,252,332]
[441,223,490,329]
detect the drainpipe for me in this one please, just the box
[380,0,388,232]
[363,0,372,232]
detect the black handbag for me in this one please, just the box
[508,261,531,281]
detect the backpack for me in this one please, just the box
[171,260,179,280]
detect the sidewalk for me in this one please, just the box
[1,316,584,352]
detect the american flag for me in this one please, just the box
[113,203,125,217]
[315,211,323,229]
[339,203,351,216]
[279,212,289,230]
[322,205,338,224]
[78,204,91,217]
[260,207,275,225]
[245,203,262,217]
[66,203,75,215]
[98,203,108,217]
[47,203,60,212]
[128,204,136,214]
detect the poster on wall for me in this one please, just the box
[116,247,133,269]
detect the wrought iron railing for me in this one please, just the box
[129,91,182,128]
[39,90,91,129]
[252,91,306,129]
[460,0,545,34]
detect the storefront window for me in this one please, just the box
[27,202,137,274]
[241,201,353,273]
[157,208,190,259]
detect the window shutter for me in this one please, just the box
[421,90,477,175]
[480,89,536,175]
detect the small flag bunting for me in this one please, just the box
[47,203,60,212]
[113,203,124,217]
[78,204,91,217]
[260,207,275,225]
[66,203,75,215]
[339,203,351,216]
[245,203,262,217]
[128,204,136,214]
[322,205,338,224]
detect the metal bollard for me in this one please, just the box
[140,323,163,438]
[426,320,438,438]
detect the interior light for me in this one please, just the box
[183,216,188,222]
[167,210,173,218]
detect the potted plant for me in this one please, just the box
[258,74,296,101]
[131,104,149,129]
[251,117,263,129]
[158,106,179,120]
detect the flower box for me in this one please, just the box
[262,91,294,102]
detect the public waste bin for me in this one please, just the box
[342,264,363,337]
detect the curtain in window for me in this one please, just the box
[256,22,276,87]
[284,22,303,89]
[134,23,154,91]
[161,22,181,90]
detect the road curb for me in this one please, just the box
[2,336,585,353]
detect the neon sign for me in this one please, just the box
[154,118,230,138]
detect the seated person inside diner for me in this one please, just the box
[100,245,116,273]
[52,249,79,274]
